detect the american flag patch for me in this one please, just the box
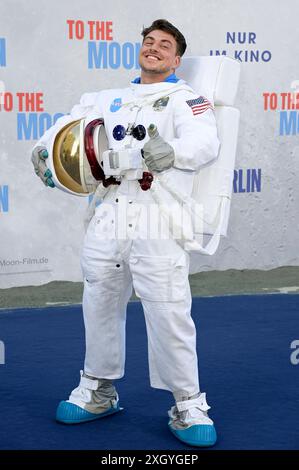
[186,96,213,116]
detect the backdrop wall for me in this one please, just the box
[1,0,298,288]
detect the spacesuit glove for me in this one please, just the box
[142,124,175,173]
[31,146,55,187]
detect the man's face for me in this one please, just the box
[139,29,181,76]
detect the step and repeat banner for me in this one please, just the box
[0,0,298,288]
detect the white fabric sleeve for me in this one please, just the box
[32,92,102,150]
[168,96,220,171]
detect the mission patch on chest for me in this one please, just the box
[152,96,169,111]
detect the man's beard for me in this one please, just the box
[140,63,172,75]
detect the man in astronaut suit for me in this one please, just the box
[32,19,220,447]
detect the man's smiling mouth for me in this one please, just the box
[145,55,161,61]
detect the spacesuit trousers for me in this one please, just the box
[80,206,200,396]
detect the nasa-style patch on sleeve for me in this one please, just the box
[110,98,122,112]
[186,96,213,116]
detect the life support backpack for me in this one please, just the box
[150,56,241,259]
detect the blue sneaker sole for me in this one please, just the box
[168,423,217,447]
[56,401,122,424]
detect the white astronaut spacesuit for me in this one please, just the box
[35,77,219,392]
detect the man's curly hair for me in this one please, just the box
[141,19,187,57]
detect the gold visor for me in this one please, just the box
[53,120,88,194]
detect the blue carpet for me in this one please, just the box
[0,294,298,450]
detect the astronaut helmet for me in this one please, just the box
[47,118,108,196]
